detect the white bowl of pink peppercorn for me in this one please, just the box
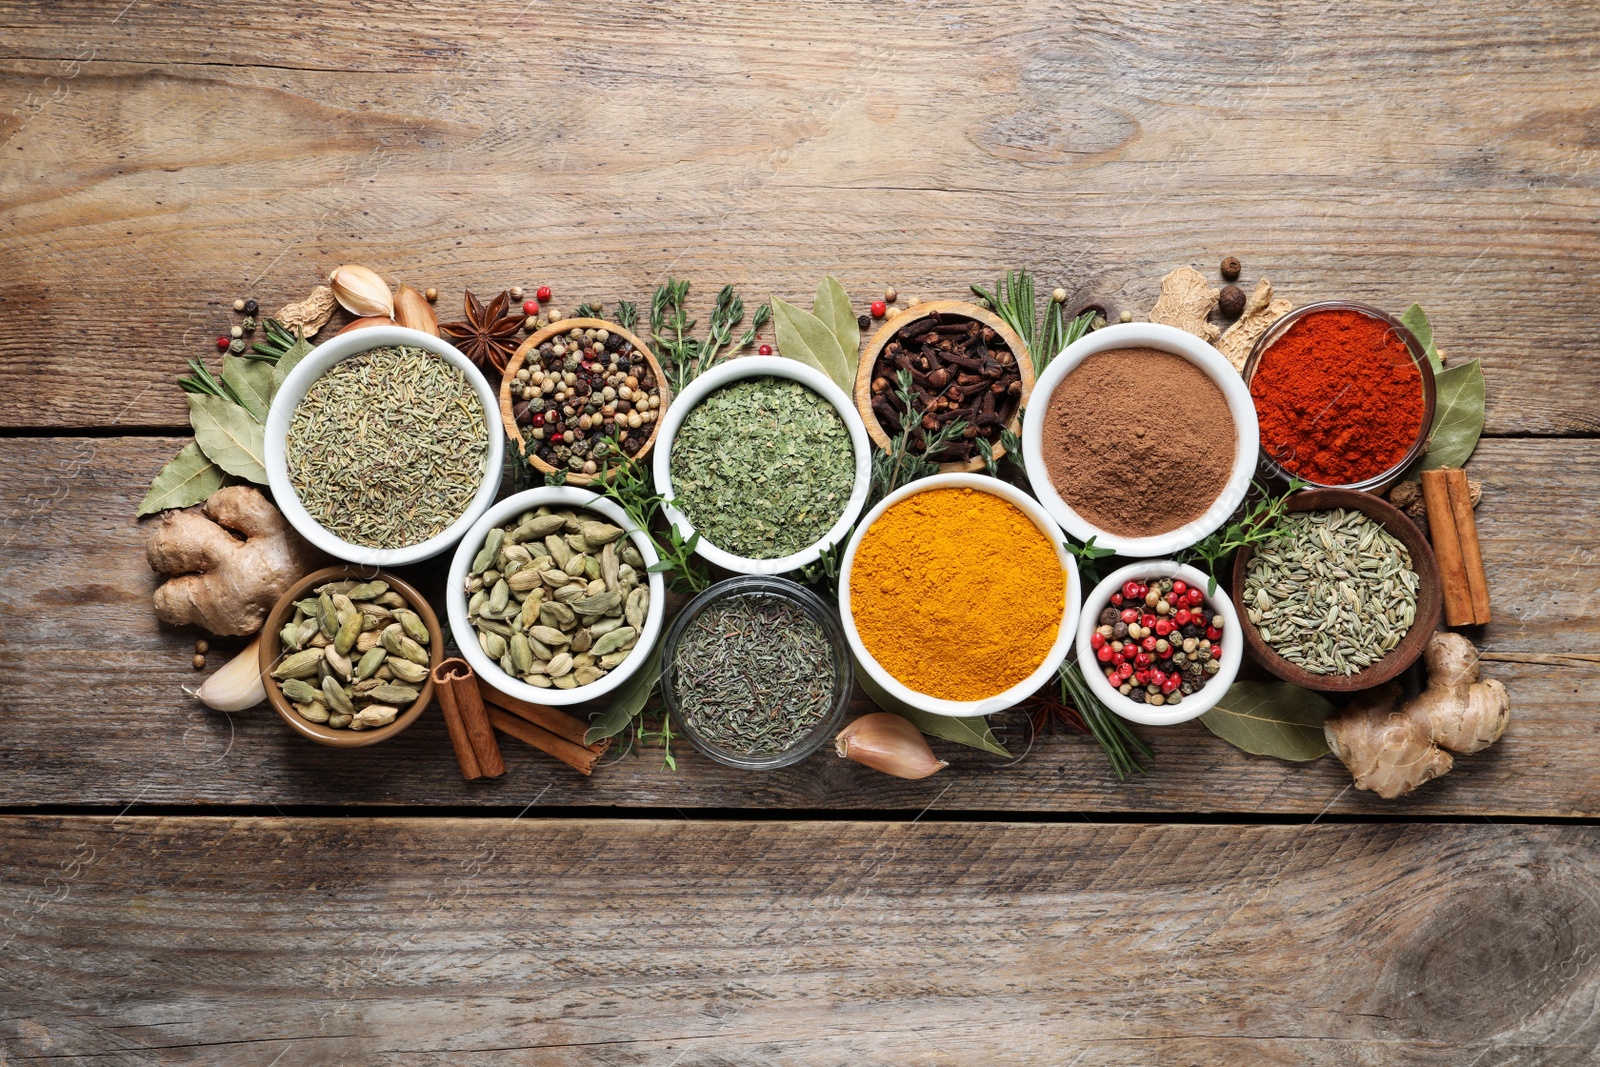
[1075,560,1242,726]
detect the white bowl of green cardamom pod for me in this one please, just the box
[266,325,505,568]
[445,487,666,707]
[652,356,872,575]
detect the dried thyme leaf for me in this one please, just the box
[188,393,267,483]
[771,296,852,391]
[137,441,227,516]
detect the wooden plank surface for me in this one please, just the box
[2,816,1597,1065]
[1,435,1591,816]
[2,1,1599,432]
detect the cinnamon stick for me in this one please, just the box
[476,682,596,748]
[432,658,505,778]
[486,707,604,776]
[432,661,482,780]
[1420,469,1474,627]
[1444,468,1491,624]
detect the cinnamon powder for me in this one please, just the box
[1041,348,1236,538]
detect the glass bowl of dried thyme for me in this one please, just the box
[265,325,504,567]
[661,576,853,771]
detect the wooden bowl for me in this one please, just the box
[497,318,672,487]
[1230,488,1442,693]
[258,566,444,748]
[853,300,1033,473]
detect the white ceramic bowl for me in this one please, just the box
[265,325,505,566]
[445,487,667,707]
[1075,560,1243,726]
[653,356,872,575]
[839,473,1081,717]
[1021,322,1260,558]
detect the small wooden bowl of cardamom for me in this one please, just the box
[497,318,673,487]
[258,566,444,748]
[854,300,1033,474]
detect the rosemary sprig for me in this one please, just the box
[1186,478,1306,593]
[972,270,1097,375]
[176,358,250,409]
[870,369,969,505]
[594,454,710,595]
[574,301,604,319]
[1058,658,1152,780]
[249,318,299,363]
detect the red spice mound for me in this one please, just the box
[1249,309,1424,485]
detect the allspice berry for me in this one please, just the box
[192,654,206,670]
[232,298,246,312]
[1220,255,1242,281]
[425,287,438,303]
[1218,284,1246,318]
[195,639,210,654]
[510,286,524,300]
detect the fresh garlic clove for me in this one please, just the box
[336,315,396,335]
[835,713,948,779]
[195,637,266,711]
[394,284,440,336]
[328,263,394,318]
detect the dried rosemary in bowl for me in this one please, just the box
[285,346,488,549]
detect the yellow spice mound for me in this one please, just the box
[849,487,1065,701]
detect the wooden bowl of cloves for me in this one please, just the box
[853,300,1033,473]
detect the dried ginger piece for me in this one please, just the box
[277,284,338,338]
[1148,267,1219,342]
[1217,277,1292,371]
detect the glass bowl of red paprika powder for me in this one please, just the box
[1243,301,1435,493]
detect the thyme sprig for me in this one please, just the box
[595,454,709,596]
[1186,478,1307,593]
[869,369,969,505]
[649,278,769,395]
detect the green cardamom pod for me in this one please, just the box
[280,678,320,704]
[366,683,419,705]
[335,611,361,655]
[546,652,574,678]
[509,633,534,673]
[279,621,303,652]
[471,528,505,574]
[396,634,430,665]
[589,615,625,636]
[539,601,576,629]
[356,648,387,681]
[476,618,513,638]
[571,591,622,617]
[554,585,585,605]
[345,580,389,601]
[511,514,565,542]
[467,589,487,616]
[322,676,355,716]
[599,650,631,669]
[488,579,510,614]
[620,544,644,568]
[544,534,572,569]
[528,625,570,647]
[327,712,353,729]
[600,542,620,593]
[271,648,324,681]
[296,597,321,617]
[566,533,591,555]
[323,645,353,681]
[579,521,626,546]
[591,626,636,656]
[394,608,430,645]
[294,701,330,724]
[572,665,605,687]
[379,623,405,657]
[481,631,507,660]
[387,658,429,685]
[318,593,339,637]
[551,673,577,690]
[563,552,589,578]
[626,587,649,631]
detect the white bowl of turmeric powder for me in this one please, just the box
[839,473,1081,717]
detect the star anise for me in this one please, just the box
[440,289,524,373]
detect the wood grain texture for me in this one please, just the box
[1,435,1592,815]
[2,816,1597,1065]
[2,1,1598,431]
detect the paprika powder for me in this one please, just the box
[1249,308,1425,485]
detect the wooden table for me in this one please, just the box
[3,2,1598,1062]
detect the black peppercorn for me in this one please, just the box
[1220,256,1241,281]
[243,298,259,315]
[857,314,871,331]
[1218,284,1246,319]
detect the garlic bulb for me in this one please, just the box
[394,285,439,336]
[327,264,394,318]
[195,638,266,711]
[835,713,948,779]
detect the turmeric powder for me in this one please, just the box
[848,487,1065,701]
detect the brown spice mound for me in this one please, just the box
[1042,348,1236,538]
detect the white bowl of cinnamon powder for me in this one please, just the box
[1021,323,1259,557]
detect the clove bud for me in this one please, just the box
[394,284,439,336]
[328,263,394,318]
[835,713,948,779]
[195,638,266,711]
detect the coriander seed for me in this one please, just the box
[232,298,246,312]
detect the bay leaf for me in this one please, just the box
[221,352,273,422]
[188,393,267,484]
[1199,680,1335,761]
[585,640,661,745]
[854,654,1011,757]
[1411,358,1485,474]
[136,441,226,516]
[771,296,852,392]
[270,332,314,397]
[1399,303,1442,373]
[813,276,860,372]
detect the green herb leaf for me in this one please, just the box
[270,332,314,396]
[221,352,274,422]
[136,441,227,516]
[1399,304,1442,373]
[853,656,1011,757]
[188,393,268,484]
[585,640,662,745]
[771,296,852,392]
[812,276,860,372]
[1410,358,1485,474]
[1199,680,1335,761]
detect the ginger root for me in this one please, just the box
[1324,633,1510,798]
[1148,267,1220,342]
[1217,277,1293,371]
[147,485,321,635]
